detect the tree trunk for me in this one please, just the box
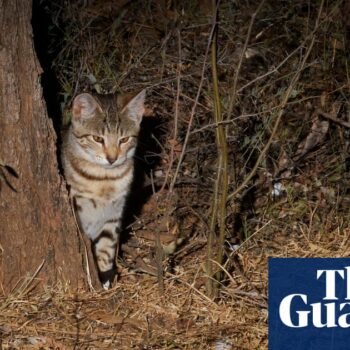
[0,0,92,293]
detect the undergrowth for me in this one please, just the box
[1,0,349,348]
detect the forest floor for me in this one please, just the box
[1,0,350,349]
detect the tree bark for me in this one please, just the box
[0,0,92,293]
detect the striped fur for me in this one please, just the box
[62,90,145,289]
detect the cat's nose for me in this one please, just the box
[106,154,118,164]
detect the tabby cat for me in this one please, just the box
[61,90,146,289]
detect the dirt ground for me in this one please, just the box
[1,0,350,348]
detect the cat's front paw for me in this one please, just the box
[99,268,116,290]
[102,280,111,290]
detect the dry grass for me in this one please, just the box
[2,0,350,348]
[2,226,350,349]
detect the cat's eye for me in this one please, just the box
[92,135,104,143]
[119,137,130,144]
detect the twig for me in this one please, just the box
[317,109,350,128]
[206,0,229,298]
[227,0,325,201]
[165,272,216,305]
[69,197,96,292]
[168,1,221,194]
[235,1,341,95]
[206,0,221,297]
[154,226,164,294]
[227,0,267,119]
[190,95,322,134]
[210,259,267,304]
[237,44,304,93]
[2,260,46,313]
[162,29,182,193]
[229,220,272,257]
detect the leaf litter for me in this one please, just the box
[1,0,350,348]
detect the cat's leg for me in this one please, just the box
[93,222,120,289]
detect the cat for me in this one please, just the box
[61,90,146,289]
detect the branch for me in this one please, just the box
[227,0,325,202]
[317,109,350,128]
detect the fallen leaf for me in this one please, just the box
[293,117,329,161]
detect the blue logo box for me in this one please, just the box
[269,258,350,350]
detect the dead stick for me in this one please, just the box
[227,0,267,117]
[317,109,350,128]
[162,29,182,193]
[227,0,325,202]
[169,1,220,194]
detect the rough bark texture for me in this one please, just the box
[0,0,92,293]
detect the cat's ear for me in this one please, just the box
[72,93,101,120]
[119,90,146,125]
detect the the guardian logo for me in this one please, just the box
[279,267,350,328]
[269,258,350,350]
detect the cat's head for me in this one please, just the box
[71,90,145,168]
